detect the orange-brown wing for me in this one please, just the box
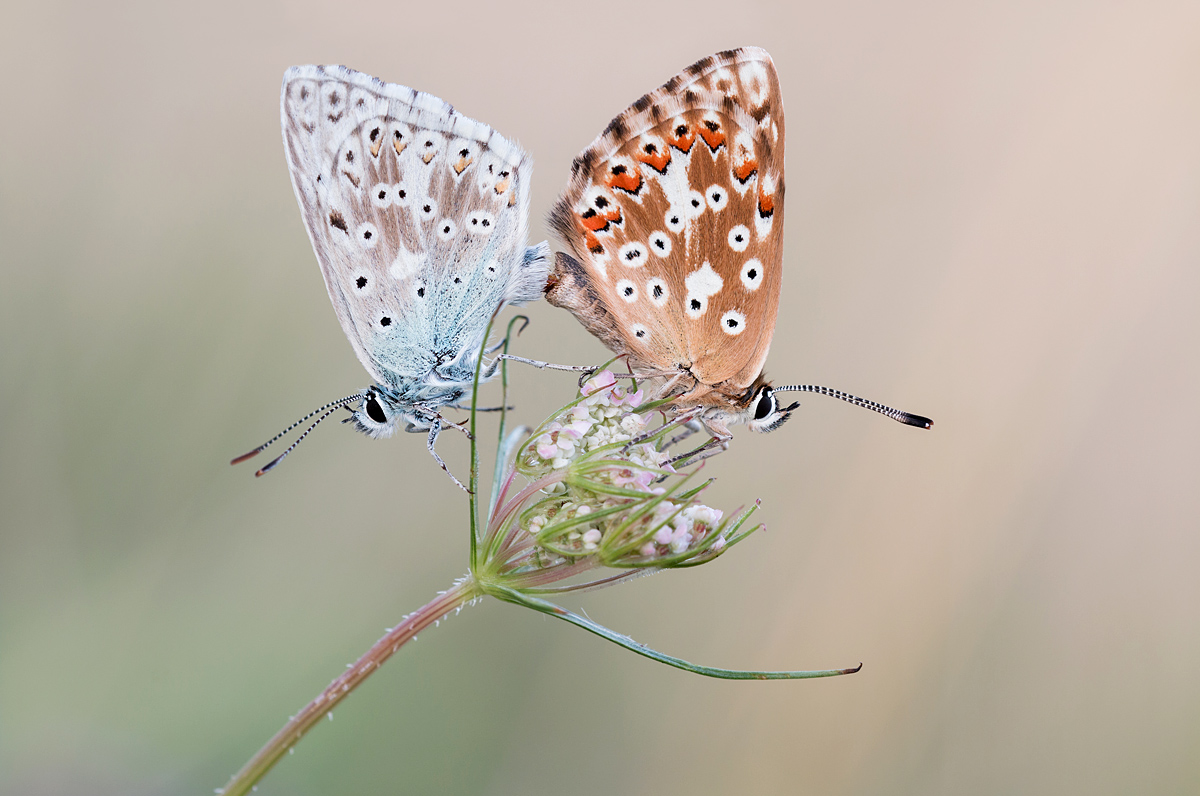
[547,47,784,390]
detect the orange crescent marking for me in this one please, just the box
[635,148,671,172]
[606,170,642,193]
[667,130,695,153]
[734,158,758,183]
[758,185,775,215]
[698,126,726,151]
[581,213,609,232]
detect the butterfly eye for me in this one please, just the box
[754,389,775,421]
[365,394,388,425]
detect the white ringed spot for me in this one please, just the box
[616,279,638,303]
[392,183,411,207]
[647,231,672,257]
[352,271,374,295]
[706,184,729,211]
[356,222,379,248]
[436,219,457,241]
[631,323,649,340]
[685,190,706,217]
[664,209,685,234]
[417,198,438,221]
[741,258,763,290]
[646,277,669,307]
[618,242,648,267]
[370,183,392,208]
[721,309,747,336]
[728,225,750,252]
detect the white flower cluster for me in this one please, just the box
[519,371,731,564]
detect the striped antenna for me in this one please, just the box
[773,385,933,429]
[231,393,360,467]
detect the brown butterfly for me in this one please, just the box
[540,47,930,455]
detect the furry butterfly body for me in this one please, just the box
[235,66,549,483]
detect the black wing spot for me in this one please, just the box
[690,299,701,310]
[369,127,380,142]
[652,284,663,298]
[397,189,406,199]
[595,196,609,209]
[380,316,392,327]
[623,286,634,296]
[329,210,348,232]
[748,268,757,279]
[635,329,646,338]
[417,286,425,297]
[726,318,738,328]
[356,276,368,289]
[453,277,462,284]
[362,229,372,240]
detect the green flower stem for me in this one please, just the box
[218,577,478,796]
[487,584,863,681]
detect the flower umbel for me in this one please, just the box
[219,323,859,796]
[478,370,747,584]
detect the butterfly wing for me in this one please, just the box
[547,47,784,393]
[282,66,548,400]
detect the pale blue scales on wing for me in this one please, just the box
[232,65,549,488]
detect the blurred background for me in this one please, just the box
[2,0,1198,793]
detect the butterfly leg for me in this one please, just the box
[664,435,730,469]
[498,354,599,373]
[663,419,703,451]
[424,416,471,493]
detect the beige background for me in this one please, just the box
[2,0,1198,793]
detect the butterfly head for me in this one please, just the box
[346,387,408,439]
[745,384,800,434]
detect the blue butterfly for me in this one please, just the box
[233,66,549,488]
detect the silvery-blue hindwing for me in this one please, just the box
[235,65,550,487]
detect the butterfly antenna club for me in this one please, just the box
[231,393,361,466]
[773,385,933,429]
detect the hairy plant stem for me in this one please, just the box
[218,577,478,796]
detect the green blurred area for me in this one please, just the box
[2,1,1198,793]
